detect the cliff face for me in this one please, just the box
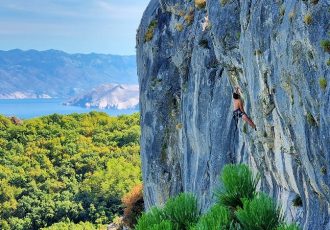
[136,0,330,229]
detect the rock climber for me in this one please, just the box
[233,86,257,131]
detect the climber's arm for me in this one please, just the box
[239,100,246,114]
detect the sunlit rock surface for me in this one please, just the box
[137,0,330,229]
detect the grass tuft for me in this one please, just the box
[320,40,330,53]
[175,23,184,32]
[144,20,158,42]
[319,77,327,90]
[195,0,206,9]
[303,13,312,25]
[220,0,230,6]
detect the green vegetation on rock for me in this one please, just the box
[145,20,158,42]
[135,164,300,230]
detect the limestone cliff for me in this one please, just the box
[136,0,330,229]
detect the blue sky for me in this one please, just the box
[0,0,150,55]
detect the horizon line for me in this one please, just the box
[0,48,137,56]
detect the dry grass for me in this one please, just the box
[220,0,230,6]
[144,20,158,42]
[175,23,184,32]
[122,184,144,228]
[184,8,195,25]
[195,0,206,9]
[303,13,312,25]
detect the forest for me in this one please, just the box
[0,112,141,230]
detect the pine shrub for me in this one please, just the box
[215,164,259,209]
[236,193,283,230]
[193,205,230,230]
[149,220,174,230]
[276,223,300,230]
[135,207,166,230]
[163,193,200,230]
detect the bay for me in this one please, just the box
[0,98,138,119]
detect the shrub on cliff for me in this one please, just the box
[215,164,260,209]
[163,193,200,229]
[135,193,199,230]
[135,207,166,230]
[135,164,300,230]
[192,204,230,230]
[236,193,283,230]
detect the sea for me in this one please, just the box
[0,98,139,119]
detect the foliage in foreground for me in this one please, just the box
[236,193,283,230]
[40,221,97,230]
[215,164,260,209]
[0,112,141,230]
[136,193,199,230]
[191,204,230,230]
[135,164,300,230]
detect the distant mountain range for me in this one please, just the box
[0,49,137,99]
[65,84,139,110]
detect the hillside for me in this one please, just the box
[137,0,329,229]
[0,112,141,230]
[65,84,139,110]
[0,49,137,98]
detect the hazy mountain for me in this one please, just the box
[65,84,139,110]
[0,49,137,98]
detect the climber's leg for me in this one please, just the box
[242,114,256,129]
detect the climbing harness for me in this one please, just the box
[232,108,245,133]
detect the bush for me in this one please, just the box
[215,164,259,209]
[193,205,230,230]
[303,13,312,25]
[145,20,158,42]
[236,193,283,230]
[41,221,97,230]
[122,184,144,228]
[320,40,330,53]
[164,193,200,230]
[135,207,166,230]
[276,223,300,230]
[319,77,327,90]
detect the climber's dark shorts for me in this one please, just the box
[233,108,245,118]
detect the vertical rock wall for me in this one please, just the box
[137,0,330,229]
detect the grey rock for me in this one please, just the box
[137,0,330,229]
